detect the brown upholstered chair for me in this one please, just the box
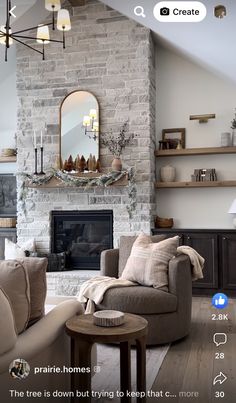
[97,236,192,345]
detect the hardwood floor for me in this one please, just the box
[150,297,236,403]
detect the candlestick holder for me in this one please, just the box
[34,148,38,175]
[39,146,45,175]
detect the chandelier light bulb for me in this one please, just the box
[45,0,61,11]
[57,9,71,31]
[36,25,50,44]
[2,0,71,61]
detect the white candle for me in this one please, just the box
[34,131,36,148]
[40,130,43,148]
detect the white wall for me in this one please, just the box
[156,45,236,229]
[0,46,17,174]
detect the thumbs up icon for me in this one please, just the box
[212,293,228,309]
[217,296,225,306]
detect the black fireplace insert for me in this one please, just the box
[50,210,113,270]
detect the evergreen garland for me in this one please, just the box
[18,169,137,218]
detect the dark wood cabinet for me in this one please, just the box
[152,228,236,295]
[220,234,236,290]
[0,228,17,259]
[185,233,218,289]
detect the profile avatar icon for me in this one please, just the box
[9,359,30,380]
[214,5,226,19]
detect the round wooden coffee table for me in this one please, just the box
[66,313,148,403]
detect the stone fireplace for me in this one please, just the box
[50,210,113,270]
[16,0,156,259]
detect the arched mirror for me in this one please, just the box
[60,90,99,170]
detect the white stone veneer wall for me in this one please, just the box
[16,0,156,251]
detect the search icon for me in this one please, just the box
[134,5,146,18]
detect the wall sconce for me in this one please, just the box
[214,5,227,19]
[189,114,216,123]
[82,109,99,140]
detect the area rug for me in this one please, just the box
[91,343,169,402]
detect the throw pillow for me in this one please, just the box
[36,252,66,272]
[0,260,30,333]
[0,287,17,355]
[118,234,166,276]
[121,233,179,291]
[18,258,48,324]
[5,238,36,260]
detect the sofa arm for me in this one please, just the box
[168,255,192,297]
[0,300,83,372]
[100,249,119,278]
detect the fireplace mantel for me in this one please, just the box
[22,170,130,189]
[26,173,128,189]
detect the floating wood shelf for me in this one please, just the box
[155,180,236,189]
[155,146,236,157]
[27,174,128,189]
[0,156,17,163]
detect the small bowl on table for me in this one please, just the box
[93,310,124,327]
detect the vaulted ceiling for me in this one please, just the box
[0,0,236,84]
[0,0,37,22]
[100,0,236,84]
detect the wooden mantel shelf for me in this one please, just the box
[155,146,236,157]
[0,156,17,163]
[156,180,236,189]
[27,174,129,189]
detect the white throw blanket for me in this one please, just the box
[78,246,204,314]
[177,245,204,281]
[78,276,136,313]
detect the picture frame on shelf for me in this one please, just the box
[162,128,186,149]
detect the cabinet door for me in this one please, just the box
[152,230,184,245]
[0,229,17,259]
[184,233,218,289]
[221,234,236,290]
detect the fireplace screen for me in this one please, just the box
[0,174,16,216]
[50,210,113,270]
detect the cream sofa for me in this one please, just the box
[0,259,84,403]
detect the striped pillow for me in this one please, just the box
[121,233,179,291]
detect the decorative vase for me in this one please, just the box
[176,139,182,150]
[232,129,236,147]
[111,157,122,171]
[221,132,231,147]
[160,165,176,182]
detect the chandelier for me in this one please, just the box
[82,109,99,141]
[0,0,71,62]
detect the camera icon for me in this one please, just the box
[160,7,170,16]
